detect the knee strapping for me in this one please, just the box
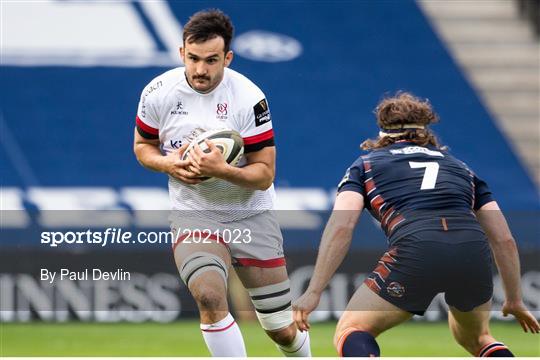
[179,252,228,288]
[247,279,293,331]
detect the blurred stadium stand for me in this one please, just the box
[419,0,540,186]
[1,0,538,323]
[517,0,540,36]
[1,1,537,198]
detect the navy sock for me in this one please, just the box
[478,342,514,357]
[340,331,380,357]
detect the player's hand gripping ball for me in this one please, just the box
[181,128,244,181]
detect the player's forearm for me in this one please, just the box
[219,162,274,190]
[134,143,169,173]
[306,218,354,294]
[490,238,523,301]
[476,202,523,301]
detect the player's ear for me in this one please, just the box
[224,50,233,67]
[179,47,185,62]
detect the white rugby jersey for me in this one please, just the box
[136,67,276,222]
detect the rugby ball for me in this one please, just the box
[182,128,244,180]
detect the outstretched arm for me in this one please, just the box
[476,201,539,333]
[293,191,364,331]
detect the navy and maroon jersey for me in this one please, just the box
[337,141,494,244]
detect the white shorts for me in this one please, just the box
[171,210,285,268]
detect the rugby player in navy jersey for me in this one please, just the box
[293,92,539,357]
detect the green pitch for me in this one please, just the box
[1,321,538,356]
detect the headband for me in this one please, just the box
[378,124,426,138]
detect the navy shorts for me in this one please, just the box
[363,230,493,315]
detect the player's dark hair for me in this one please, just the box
[183,9,234,53]
[361,92,445,150]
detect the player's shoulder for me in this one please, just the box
[347,152,369,170]
[445,151,473,173]
[431,146,467,166]
[140,67,184,99]
[337,153,369,190]
[222,68,266,103]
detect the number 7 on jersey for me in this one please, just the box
[409,161,439,190]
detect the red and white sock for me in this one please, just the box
[200,313,246,357]
[277,329,311,357]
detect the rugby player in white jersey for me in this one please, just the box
[133,9,311,357]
